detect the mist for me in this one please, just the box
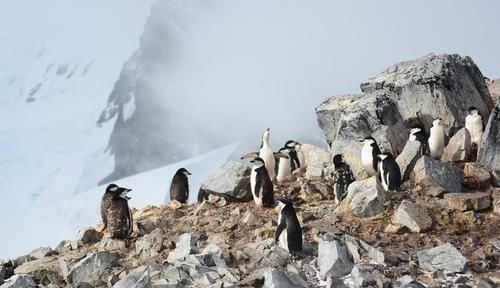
[143,0,500,153]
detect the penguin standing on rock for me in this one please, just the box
[249,157,274,207]
[360,137,381,176]
[377,153,401,192]
[170,168,191,203]
[409,127,429,156]
[276,147,292,181]
[465,106,484,148]
[428,118,446,159]
[332,154,355,203]
[275,199,302,253]
[101,184,133,239]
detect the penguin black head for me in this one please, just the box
[432,118,442,126]
[333,154,345,168]
[176,168,191,177]
[360,136,376,143]
[105,184,132,200]
[468,106,479,115]
[278,147,291,154]
[285,140,301,148]
[250,157,265,167]
[275,199,293,210]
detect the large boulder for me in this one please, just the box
[478,97,500,179]
[113,266,149,288]
[412,156,464,196]
[394,200,432,233]
[13,257,64,286]
[395,140,422,181]
[316,93,407,179]
[318,239,354,279]
[66,252,118,286]
[441,128,471,162]
[262,270,308,288]
[198,161,252,202]
[0,275,37,288]
[343,177,388,217]
[350,264,390,288]
[360,54,493,135]
[444,192,491,211]
[167,233,200,261]
[417,243,467,273]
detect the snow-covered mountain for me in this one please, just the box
[0,0,155,258]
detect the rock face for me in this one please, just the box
[344,177,387,217]
[0,275,37,288]
[478,97,500,174]
[113,266,149,288]
[463,162,492,189]
[66,252,118,285]
[262,270,308,288]
[360,54,493,136]
[198,161,252,202]
[412,156,464,196]
[417,243,467,272]
[441,128,471,162]
[444,192,491,211]
[167,233,199,261]
[318,239,354,279]
[394,200,432,232]
[316,93,407,179]
[350,264,390,288]
[396,140,422,181]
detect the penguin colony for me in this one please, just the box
[99,108,483,253]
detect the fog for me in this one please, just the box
[144,0,500,152]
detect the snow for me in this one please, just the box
[0,0,154,259]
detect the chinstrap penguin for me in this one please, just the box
[101,184,133,239]
[409,127,430,156]
[377,153,401,192]
[465,106,483,147]
[275,199,302,253]
[284,140,305,171]
[276,147,292,181]
[259,128,276,180]
[428,118,446,159]
[360,136,382,176]
[332,154,355,203]
[249,157,275,207]
[170,168,191,204]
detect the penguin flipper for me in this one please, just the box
[275,218,287,243]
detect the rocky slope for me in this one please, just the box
[2,54,499,288]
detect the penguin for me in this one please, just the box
[101,184,133,239]
[276,147,292,181]
[275,199,302,253]
[332,154,355,203]
[170,168,191,203]
[376,153,401,192]
[284,140,305,171]
[360,136,382,176]
[259,128,277,180]
[249,157,274,207]
[428,118,446,159]
[409,127,430,156]
[465,106,483,147]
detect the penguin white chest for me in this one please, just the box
[428,126,445,159]
[277,214,288,251]
[465,114,483,146]
[259,146,275,180]
[378,160,389,191]
[250,169,262,205]
[277,157,291,181]
[361,145,376,175]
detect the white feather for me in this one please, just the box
[465,113,483,146]
[250,167,262,206]
[361,140,376,176]
[277,152,291,181]
[277,212,288,251]
[428,121,445,159]
[259,131,276,180]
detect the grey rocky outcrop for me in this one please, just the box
[318,239,353,279]
[478,97,500,178]
[394,200,432,232]
[441,128,471,162]
[167,233,199,261]
[343,177,387,217]
[28,247,56,260]
[66,252,118,285]
[316,93,407,179]
[417,243,467,272]
[350,264,390,288]
[135,228,164,258]
[113,266,149,288]
[13,257,64,286]
[198,162,252,202]
[412,156,464,196]
[395,140,422,182]
[360,53,493,135]
[0,275,37,288]
[262,270,308,288]
[76,227,99,245]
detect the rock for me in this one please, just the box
[0,267,5,285]
[202,244,226,267]
[10,255,33,268]
[14,257,64,286]
[412,156,464,196]
[29,247,56,260]
[76,227,99,245]
[316,92,407,179]
[0,262,14,283]
[66,252,118,285]
[442,128,471,162]
[350,264,390,288]
[113,266,149,288]
[325,277,348,288]
[135,228,164,258]
[97,238,127,251]
[0,275,37,288]
[167,233,199,261]
[395,141,422,181]
[318,239,354,279]
[444,192,491,211]
[393,275,426,288]
[199,161,252,202]
[262,270,308,288]
[360,53,493,136]
[300,143,331,178]
[463,162,491,189]
[417,243,467,272]
[344,177,387,217]
[492,189,500,215]
[478,97,500,174]
[55,240,78,254]
[394,200,432,232]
